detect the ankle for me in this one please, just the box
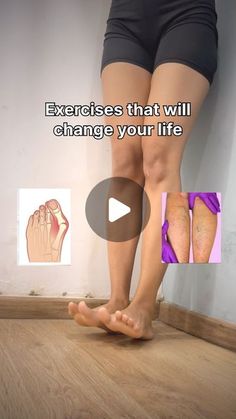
[109,296,129,307]
[130,298,155,316]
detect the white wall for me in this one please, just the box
[163,0,236,324]
[0,0,116,298]
[0,0,235,324]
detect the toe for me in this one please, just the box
[45,200,60,224]
[26,215,34,232]
[121,313,129,324]
[46,208,52,225]
[115,310,122,320]
[33,211,39,228]
[46,199,69,229]
[39,205,46,225]
[68,302,78,316]
[97,307,111,324]
[78,301,91,316]
[127,318,134,327]
[97,309,119,333]
[46,199,59,210]
[134,322,141,332]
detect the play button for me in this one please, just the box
[108,198,131,222]
[85,177,150,242]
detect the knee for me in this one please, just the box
[143,148,179,184]
[112,147,143,182]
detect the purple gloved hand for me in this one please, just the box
[188,193,220,214]
[162,220,179,263]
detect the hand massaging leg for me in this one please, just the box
[188,193,220,214]
[162,220,179,263]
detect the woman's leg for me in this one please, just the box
[69,63,151,327]
[165,192,190,263]
[102,63,151,303]
[192,198,217,263]
[99,63,210,338]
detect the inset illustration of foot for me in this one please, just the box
[26,199,69,262]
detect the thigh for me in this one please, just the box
[102,62,151,168]
[142,62,210,166]
[154,1,218,85]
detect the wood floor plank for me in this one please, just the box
[0,319,236,419]
[56,320,236,419]
[0,320,151,419]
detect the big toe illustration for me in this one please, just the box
[26,199,69,262]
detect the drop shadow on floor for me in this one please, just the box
[66,321,193,349]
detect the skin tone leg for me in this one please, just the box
[192,197,217,263]
[98,63,210,339]
[165,192,190,263]
[68,63,151,328]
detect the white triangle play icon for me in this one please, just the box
[108,197,131,223]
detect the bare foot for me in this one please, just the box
[68,299,129,332]
[26,199,69,262]
[97,302,154,340]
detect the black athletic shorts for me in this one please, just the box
[101,0,218,84]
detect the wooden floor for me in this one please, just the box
[0,320,236,419]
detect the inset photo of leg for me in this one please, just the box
[18,189,71,265]
[161,192,221,264]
